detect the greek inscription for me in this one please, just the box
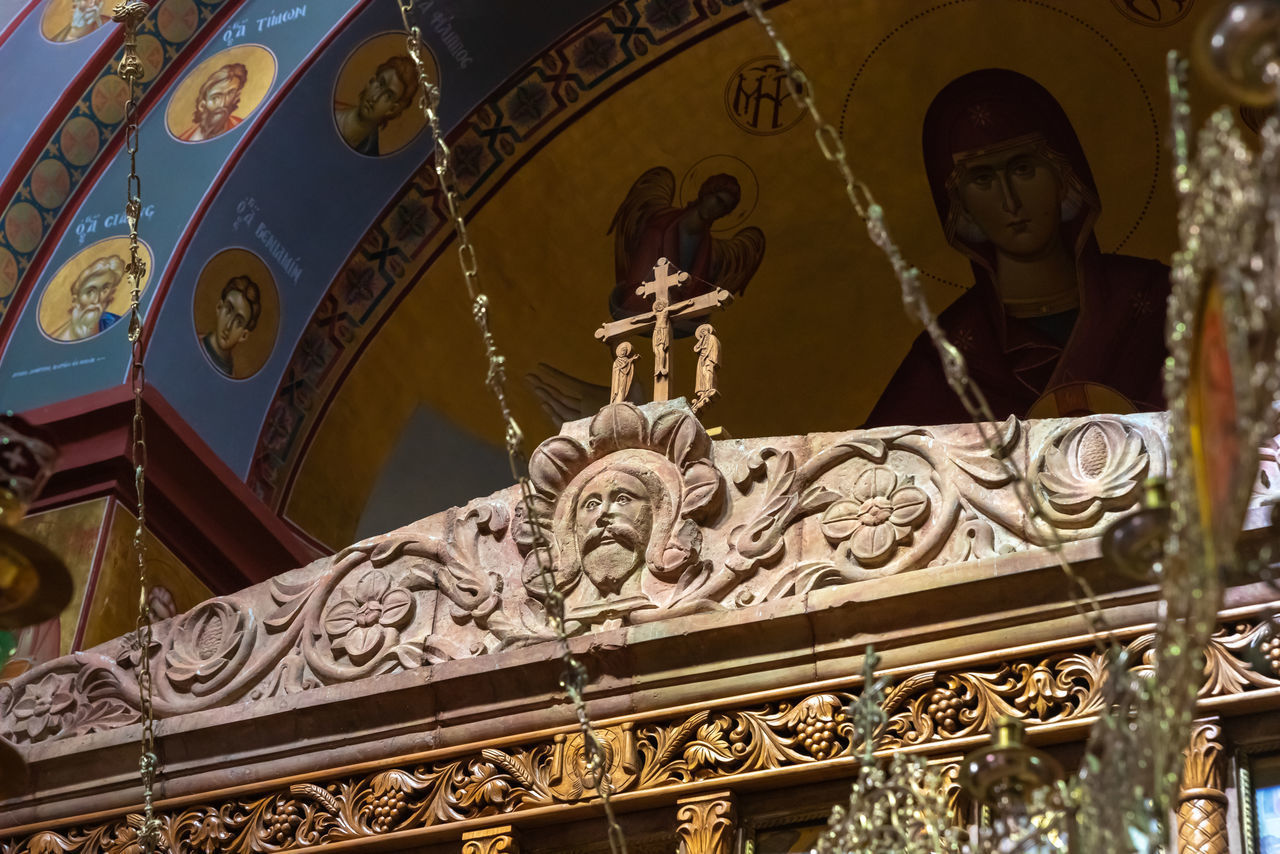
[254,220,302,284]
[74,205,154,244]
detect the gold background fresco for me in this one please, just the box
[192,247,280,380]
[286,0,1197,546]
[332,31,434,156]
[164,44,277,142]
[37,236,153,342]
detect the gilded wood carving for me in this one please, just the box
[3,615,1276,853]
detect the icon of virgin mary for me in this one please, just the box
[864,68,1171,427]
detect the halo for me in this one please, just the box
[840,1,1159,288]
[37,236,153,343]
[40,0,108,43]
[331,32,434,158]
[165,44,277,143]
[679,154,760,234]
[191,247,280,380]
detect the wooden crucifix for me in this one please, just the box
[595,257,733,403]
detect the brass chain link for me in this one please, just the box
[110,2,160,851]
[740,0,1115,650]
[393,6,627,853]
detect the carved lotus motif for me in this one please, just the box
[323,570,413,664]
[820,467,929,564]
[165,600,252,695]
[1037,419,1148,518]
[10,671,75,741]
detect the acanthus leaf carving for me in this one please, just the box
[7,615,1280,852]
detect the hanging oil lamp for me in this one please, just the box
[0,412,72,632]
[1101,477,1170,582]
[960,717,1068,853]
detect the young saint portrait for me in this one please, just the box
[192,248,280,380]
[37,237,152,343]
[332,33,432,157]
[166,45,277,143]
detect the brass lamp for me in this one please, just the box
[959,717,1062,806]
[1100,477,1170,582]
[1193,0,1280,107]
[0,413,71,631]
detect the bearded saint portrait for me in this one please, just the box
[864,68,1171,427]
[544,450,693,625]
[48,0,109,43]
[48,255,126,341]
[177,63,248,142]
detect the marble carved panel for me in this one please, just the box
[0,402,1178,746]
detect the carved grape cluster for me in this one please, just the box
[1260,633,1280,675]
[927,689,964,732]
[796,712,844,760]
[370,789,408,832]
[264,798,302,844]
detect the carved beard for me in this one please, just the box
[579,521,644,594]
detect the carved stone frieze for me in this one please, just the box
[4,614,1278,853]
[0,408,1188,747]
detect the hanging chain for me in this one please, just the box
[111,3,160,851]
[392,7,627,854]
[739,0,1114,650]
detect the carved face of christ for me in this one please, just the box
[573,469,654,595]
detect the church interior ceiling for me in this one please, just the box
[0,0,1218,551]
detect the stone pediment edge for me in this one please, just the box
[0,407,1216,756]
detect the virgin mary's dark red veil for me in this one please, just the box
[864,68,1170,427]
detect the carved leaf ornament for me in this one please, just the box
[9,617,1278,853]
[165,600,254,696]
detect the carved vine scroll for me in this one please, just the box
[3,615,1276,854]
[0,410,1178,748]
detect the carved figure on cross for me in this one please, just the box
[596,257,732,404]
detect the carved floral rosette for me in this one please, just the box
[0,411,1180,748]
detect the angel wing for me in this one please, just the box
[710,226,766,296]
[607,167,677,283]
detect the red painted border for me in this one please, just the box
[137,0,378,352]
[22,385,322,593]
[0,0,47,51]
[0,0,250,355]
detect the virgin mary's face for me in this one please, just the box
[956,141,1064,259]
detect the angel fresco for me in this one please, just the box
[526,162,766,427]
[607,166,765,331]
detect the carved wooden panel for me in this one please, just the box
[3,615,1277,853]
